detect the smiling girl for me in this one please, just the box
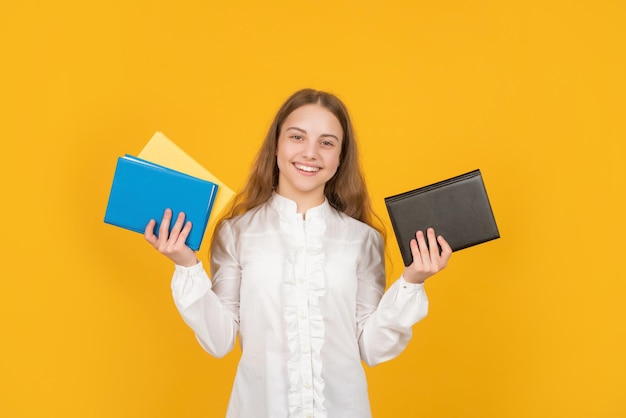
[145,89,452,418]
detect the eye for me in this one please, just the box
[290,135,303,141]
[320,140,335,147]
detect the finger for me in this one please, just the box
[144,219,157,245]
[177,221,192,245]
[409,238,420,266]
[168,212,186,245]
[437,235,453,262]
[415,230,431,265]
[426,228,439,259]
[158,208,173,242]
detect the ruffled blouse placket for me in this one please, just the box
[279,204,328,418]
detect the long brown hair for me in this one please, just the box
[213,88,385,239]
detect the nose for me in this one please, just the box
[301,139,318,160]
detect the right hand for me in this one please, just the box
[144,208,199,267]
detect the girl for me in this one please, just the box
[145,89,452,418]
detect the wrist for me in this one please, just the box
[176,256,200,268]
[402,269,426,284]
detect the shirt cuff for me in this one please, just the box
[174,260,206,275]
[171,261,213,310]
[398,275,425,292]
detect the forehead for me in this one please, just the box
[282,104,343,135]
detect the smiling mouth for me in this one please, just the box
[294,163,320,173]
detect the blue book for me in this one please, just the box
[104,154,219,251]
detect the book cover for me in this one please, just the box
[104,155,219,251]
[385,169,500,266]
[137,131,235,232]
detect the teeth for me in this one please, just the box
[295,164,320,172]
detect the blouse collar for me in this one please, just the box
[269,192,331,220]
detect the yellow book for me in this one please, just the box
[138,131,235,242]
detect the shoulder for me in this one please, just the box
[218,201,274,235]
[328,208,382,245]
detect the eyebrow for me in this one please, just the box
[285,126,340,142]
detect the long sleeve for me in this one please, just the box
[171,221,241,358]
[357,230,429,366]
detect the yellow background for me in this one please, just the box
[1,1,624,417]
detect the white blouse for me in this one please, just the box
[171,193,429,418]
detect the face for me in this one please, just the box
[275,104,343,206]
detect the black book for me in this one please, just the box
[384,169,500,266]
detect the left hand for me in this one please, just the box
[403,228,452,284]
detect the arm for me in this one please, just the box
[145,210,240,358]
[357,228,451,366]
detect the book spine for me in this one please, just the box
[384,169,481,203]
